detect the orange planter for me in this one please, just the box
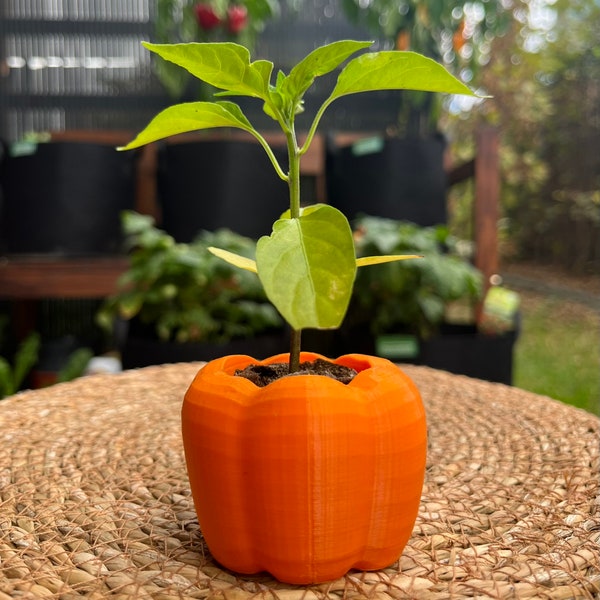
[182,352,427,584]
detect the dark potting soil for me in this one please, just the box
[235,358,357,387]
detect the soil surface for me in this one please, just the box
[235,358,358,387]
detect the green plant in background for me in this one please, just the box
[0,330,40,399]
[155,0,280,98]
[0,315,95,397]
[350,217,483,338]
[445,0,600,273]
[120,40,479,371]
[97,211,282,343]
[340,0,510,136]
[56,348,95,384]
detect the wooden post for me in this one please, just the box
[473,126,500,294]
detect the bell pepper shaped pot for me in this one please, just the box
[182,352,427,584]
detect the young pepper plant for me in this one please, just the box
[120,40,480,372]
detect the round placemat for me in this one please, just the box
[0,363,598,599]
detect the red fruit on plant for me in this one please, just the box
[195,3,221,30]
[453,19,467,52]
[226,5,248,34]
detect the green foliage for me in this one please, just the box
[56,348,95,384]
[0,315,94,397]
[350,217,483,338]
[445,1,600,273]
[339,0,510,136]
[256,204,356,330]
[97,211,282,343]
[0,332,41,399]
[156,0,279,46]
[122,40,478,368]
[525,0,600,272]
[339,0,511,73]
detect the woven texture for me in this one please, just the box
[0,363,598,599]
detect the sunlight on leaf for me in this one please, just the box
[332,51,482,100]
[356,254,422,267]
[283,40,372,100]
[256,204,356,330]
[208,247,258,273]
[143,42,273,98]
[119,102,254,150]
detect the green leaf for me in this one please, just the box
[121,210,157,236]
[119,101,254,150]
[208,247,258,273]
[118,294,144,320]
[331,51,481,100]
[256,204,356,330]
[143,42,273,99]
[0,357,14,399]
[356,254,422,267]
[283,40,372,101]
[12,332,40,392]
[57,348,94,383]
[417,292,446,326]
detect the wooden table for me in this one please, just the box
[0,363,598,599]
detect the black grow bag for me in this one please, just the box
[326,134,447,227]
[121,331,287,370]
[418,324,518,385]
[309,322,519,386]
[157,139,289,242]
[0,141,136,255]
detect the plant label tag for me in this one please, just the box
[375,334,420,360]
[480,286,520,334]
[10,140,38,157]
[352,136,384,156]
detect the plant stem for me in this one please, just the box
[286,128,301,219]
[300,96,334,157]
[286,127,302,371]
[249,130,288,182]
[289,328,301,373]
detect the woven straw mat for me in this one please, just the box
[0,363,598,600]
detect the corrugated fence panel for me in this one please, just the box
[0,0,398,142]
[0,0,164,142]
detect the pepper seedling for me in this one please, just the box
[120,40,481,372]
